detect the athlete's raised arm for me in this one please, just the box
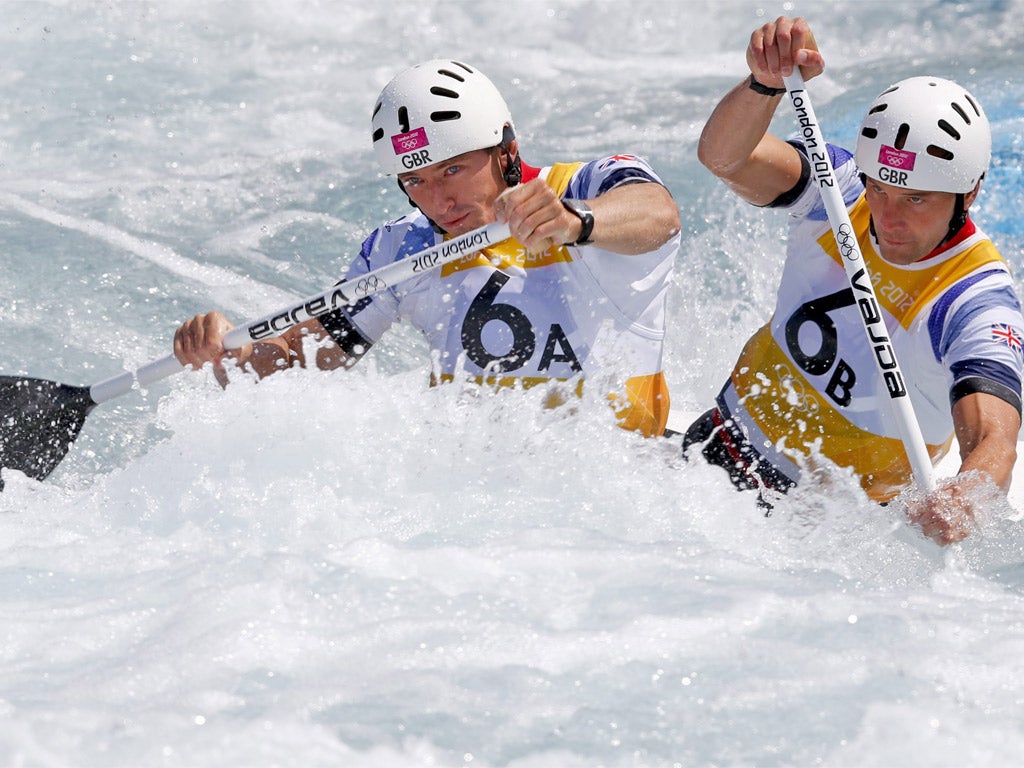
[697,16,824,206]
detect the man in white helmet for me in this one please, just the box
[174,60,681,438]
[686,16,1023,544]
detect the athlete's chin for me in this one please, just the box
[439,217,472,235]
[442,215,490,236]
[878,241,920,265]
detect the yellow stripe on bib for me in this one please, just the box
[731,325,950,501]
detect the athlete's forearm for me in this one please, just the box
[588,182,680,255]
[698,80,801,206]
[953,392,1021,491]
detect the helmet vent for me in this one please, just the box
[430,86,460,99]
[927,145,955,161]
[964,94,982,117]
[894,123,910,150]
[868,104,888,115]
[950,102,972,125]
[861,127,878,139]
[437,67,468,83]
[938,119,961,140]
[430,111,461,123]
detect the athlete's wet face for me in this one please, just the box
[397,146,509,235]
[864,177,976,265]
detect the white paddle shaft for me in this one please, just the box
[89,221,512,405]
[783,70,935,491]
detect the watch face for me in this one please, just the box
[567,199,590,217]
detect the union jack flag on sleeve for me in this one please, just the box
[991,322,1024,355]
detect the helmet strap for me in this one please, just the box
[940,193,968,247]
[500,125,521,187]
[503,149,522,187]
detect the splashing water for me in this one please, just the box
[2,2,1024,765]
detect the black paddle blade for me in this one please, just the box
[0,376,97,489]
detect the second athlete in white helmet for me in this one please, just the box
[687,16,1021,545]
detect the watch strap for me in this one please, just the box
[561,198,595,245]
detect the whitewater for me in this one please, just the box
[2,1,1024,766]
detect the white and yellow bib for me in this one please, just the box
[344,155,679,437]
[724,172,1022,501]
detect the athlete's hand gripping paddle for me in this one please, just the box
[0,221,511,488]
[782,69,936,491]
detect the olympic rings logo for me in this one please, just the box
[773,363,820,415]
[391,128,428,155]
[835,223,858,261]
[355,275,385,296]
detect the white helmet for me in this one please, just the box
[855,76,990,193]
[371,59,514,176]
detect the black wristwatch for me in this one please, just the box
[561,198,595,245]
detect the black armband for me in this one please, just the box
[951,376,1023,416]
[318,308,373,360]
[758,140,811,208]
[748,74,787,97]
